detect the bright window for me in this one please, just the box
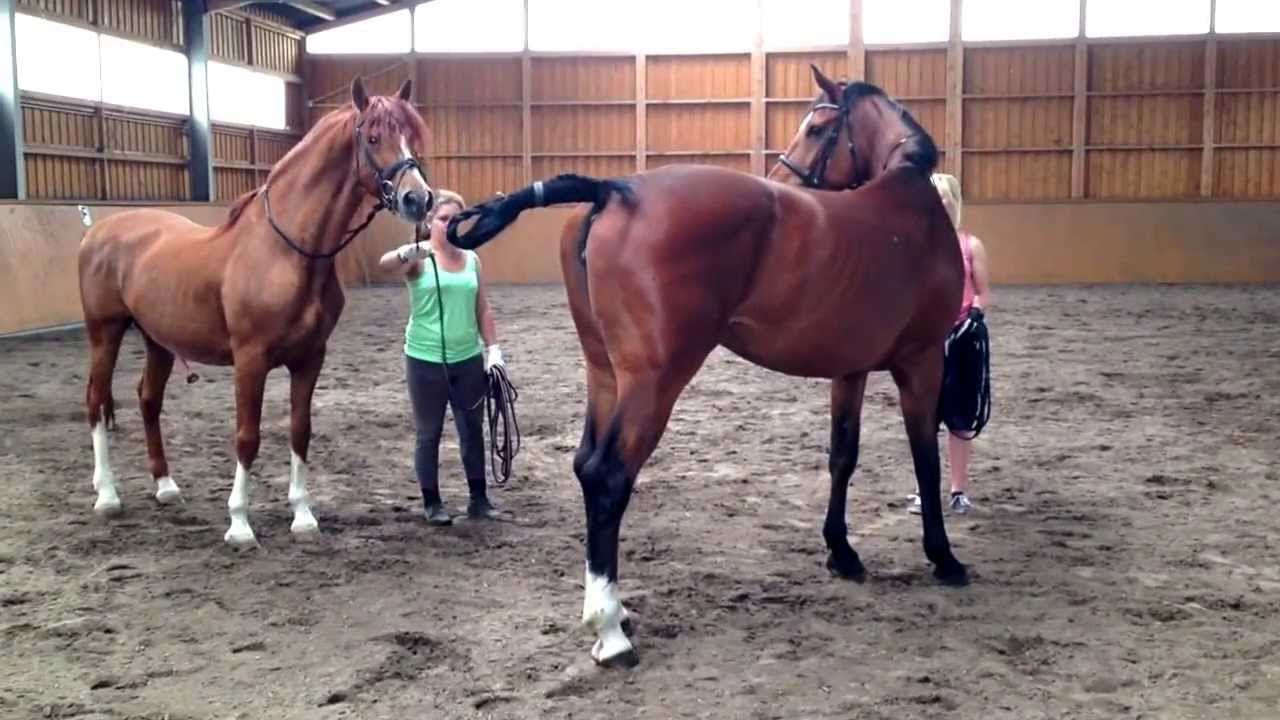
[863,0,950,44]
[1215,0,1280,33]
[636,0,754,53]
[100,34,189,115]
[414,0,523,52]
[15,13,101,103]
[762,0,849,49]
[305,8,412,54]
[208,62,286,129]
[963,0,1079,41]
[527,0,638,52]
[1086,0,1210,37]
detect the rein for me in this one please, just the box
[265,116,427,260]
[777,101,860,190]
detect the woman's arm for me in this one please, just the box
[378,242,430,278]
[969,234,992,309]
[474,255,502,368]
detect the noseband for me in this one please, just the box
[776,100,861,190]
[265,115,430,260]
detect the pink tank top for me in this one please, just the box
[957,231,975,325]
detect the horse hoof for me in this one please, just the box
[93,496,122,517]
[826,553,867,583]
[223,528,259,549]
[591,641,640,669]
[290,518,320,539]
[154,478,181,505]
[934,561,970,587]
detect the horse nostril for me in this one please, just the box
[402,191,427,221]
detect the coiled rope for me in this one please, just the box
[938,307,992,439]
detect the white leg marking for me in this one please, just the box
[91,423,121,516]
[582,565,633,664]
[289,450,318,538]
[154,475,181,504]
[223,462,258,547]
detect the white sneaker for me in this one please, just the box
[949,493,976,514]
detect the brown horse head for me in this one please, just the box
[346,76,435,223]
[769,65,938,190]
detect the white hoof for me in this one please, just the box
[590,631,638,667]
[290,511,319,539]
[93,491,122,516]
[223,526,258,548]
[154,477,182,504]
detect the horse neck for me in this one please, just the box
[257,115,369,261]
[855,99,922,182]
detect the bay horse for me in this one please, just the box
[446,69,967,668]
[77,77,434,547]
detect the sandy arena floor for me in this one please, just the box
[1,282,1278,719]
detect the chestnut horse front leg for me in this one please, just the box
[285,351,325,538]
[225,352,268,548]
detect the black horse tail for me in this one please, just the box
[446,173,635,250]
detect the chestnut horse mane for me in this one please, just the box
[218,92,430,230]
[837,81,940,176]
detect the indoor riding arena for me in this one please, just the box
[3,0,1279,718]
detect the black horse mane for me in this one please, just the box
[842,81,940,175]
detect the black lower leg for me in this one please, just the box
[906,425,968,585]
[824,411,865,581]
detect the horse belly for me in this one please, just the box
[721,314,892,378]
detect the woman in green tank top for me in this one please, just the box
[378,190,508,525]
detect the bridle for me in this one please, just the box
[264,114,432,260]
[776,98,861,190]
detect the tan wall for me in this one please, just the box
[4,198,1277,336]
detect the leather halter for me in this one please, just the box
[776,100,861,190]
[265,115,431,260]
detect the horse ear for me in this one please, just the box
[351,76,370,112]
[397,78,413,103]
[810,64,841,103]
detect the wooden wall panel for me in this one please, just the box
[1087,150,1201,199]
[531,106,634,153]
[98,0,179,47]
[646,154,751,173]
[964,98,1071,149]
[419,58,522,103]
[1088,95,1204,146]
[1216,39,1280,90]
[422,106,523,155]
[647,105,750,152]
[102,115,184,157]
[765,52,847,98]
[866,49,947,97]
[1214,149,1280,197]
[257,132,296,165]
[965,152,1071,201]
[964,46,1075,96]
[24,155,98,199]
[211,11,249,63]
[1088,42,1205,92]
[21,102,97,149]
[215,168,256,202]
[765,102,809,151]
[105,159,185,201]
[647,55,750,99]
[429,158,524,206]
[213,129,252,164]
[900,99,946,141]
[1216,92,1280,145]
[252,24,303,76]
[531,57,634,101]
[533,155,636,180]
[17,0,95,24]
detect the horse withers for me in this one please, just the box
[77,77,434,547]
[446,70,967,668]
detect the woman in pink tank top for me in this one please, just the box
[909,173,992,516]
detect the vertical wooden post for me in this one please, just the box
[521,0,532,184]
[1071,0,1088,198]
[944,0,963,180]
[848,0,865,81]
[635,53,646,172]
[246,16,257,68]
[0,0,25,199]
[1201,0,1217,197]
[750,0,765,176]
[95,104,108,199]
[250,126,259,187]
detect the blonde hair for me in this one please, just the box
[930,172,962,228]
[426,189,466,224]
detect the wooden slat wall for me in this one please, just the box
[15,1,304,201]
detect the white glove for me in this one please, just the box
[395,242,432,263]
[485,344,505,372]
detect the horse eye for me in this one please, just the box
[369,135,380,145]
[807,125,824,137]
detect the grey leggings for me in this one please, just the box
[405,352,488,507]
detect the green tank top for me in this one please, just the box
[403,250,483,364]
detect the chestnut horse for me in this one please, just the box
[77,77,434,547]
[446,70,967,667]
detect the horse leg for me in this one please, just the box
[286,352,324,539]
[891,347,969,585]
[137,335,181,505]
[85,317,129,516]
[579,354,708,668]
[824,372,869,581]
[225,353,268,548]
